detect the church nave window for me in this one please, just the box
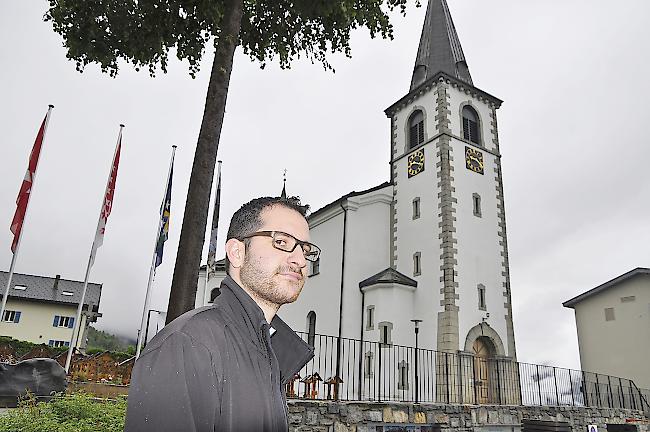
[364,352,374,377]
[412,197,421,219]
[366,305,375,330]
[306,311,316,347]
[478,284,487,310]
[309,257,320,277]
[379,321,393,347]
[462,105,480,145]
[413,252,422,276]
[398,360,409,390]
[472,193,482,218]
[408,110,425,149]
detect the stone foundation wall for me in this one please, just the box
[287,400,649,432]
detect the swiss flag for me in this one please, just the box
[10,113,48,253]
[90,126,122,266]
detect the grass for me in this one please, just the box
[0,393,127,432]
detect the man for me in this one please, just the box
[125,196,318,432]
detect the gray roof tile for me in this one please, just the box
[0,271,101,311]
[411,0,473,90]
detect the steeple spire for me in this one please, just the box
[410,0,473,90]
[280,169,287,199]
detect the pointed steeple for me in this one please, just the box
[410,0,473,90]
[280,169,287,199]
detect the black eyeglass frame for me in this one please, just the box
[240,230,321,262]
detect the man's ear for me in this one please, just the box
[225,238,245,269]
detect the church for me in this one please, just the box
[196,0,517,402]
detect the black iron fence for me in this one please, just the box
[286,332,650,412]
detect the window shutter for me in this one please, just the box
[53,316,60,327]
[68,317,75,329]
[409,125,417,148]
[463,118,470,140]
[417,122,424,144]
[14,312,21,323]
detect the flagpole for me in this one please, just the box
[1,105,54,324]
[65,124,124,373]
[135,145,177,359]
[206,160,222,281]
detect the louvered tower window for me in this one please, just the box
[408,110,425,149]
[462,106,480,144]
[307,311,316,347]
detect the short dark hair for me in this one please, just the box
[225,196,310,274]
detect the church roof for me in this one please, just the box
[308,182,391,221]
[359,267,418,289]
[410,0,472,90]
[562,267,650,308]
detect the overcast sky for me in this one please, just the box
[1,1,648,370]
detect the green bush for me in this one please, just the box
[0,393,126,432]
[0,336,66,358]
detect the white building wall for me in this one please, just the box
[447,85,509,351]
[281,207,344,337]
[391,87,450,352]
[340,191,393,341]
[0,299,89,348]
[392,90,437,158]
[393,141,442,352]
[282,187,393,340]
[572,274,650,389]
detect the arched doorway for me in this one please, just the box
[472,336,495,404]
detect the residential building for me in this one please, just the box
[0,271,102,349]
[563,267,650,389]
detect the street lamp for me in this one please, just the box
[411,319,422,403]
[143,309,164,350]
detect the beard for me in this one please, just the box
[239,253,305,307]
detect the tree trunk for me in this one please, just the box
[166,0,244,324]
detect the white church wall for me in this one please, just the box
[392,104,443,352]
[340,190,393,341]
[391,90,437,160]
[447,83,509,351]
[447,84,497,154]
[281,207,345,337]
[282,186,393,341]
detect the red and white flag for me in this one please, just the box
[90,125,123,266]
[10,108,52,253]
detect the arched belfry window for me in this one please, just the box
[307,311,316,347]
[408,110,425,149]
[462,105,480,145]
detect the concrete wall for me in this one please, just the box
[572,274,650,389]
[0,299,88,348]
[287,400,648,432]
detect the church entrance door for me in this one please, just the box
[472,337,491,404]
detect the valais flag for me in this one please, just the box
[90,126,123,266]
[10,113,48,253]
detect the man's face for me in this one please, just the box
[239,205,310,308]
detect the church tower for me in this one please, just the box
[385,0,516,360]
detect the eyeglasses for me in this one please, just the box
[240,231,321,262]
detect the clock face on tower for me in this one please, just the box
[407,149,425,177]
[465,146,484,175]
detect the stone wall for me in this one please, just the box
[287,400,649,432]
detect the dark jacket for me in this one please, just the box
[124,276,314,432]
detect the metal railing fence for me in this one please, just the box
[286,332,649,412]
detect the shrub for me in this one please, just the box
[0,393,126,432]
